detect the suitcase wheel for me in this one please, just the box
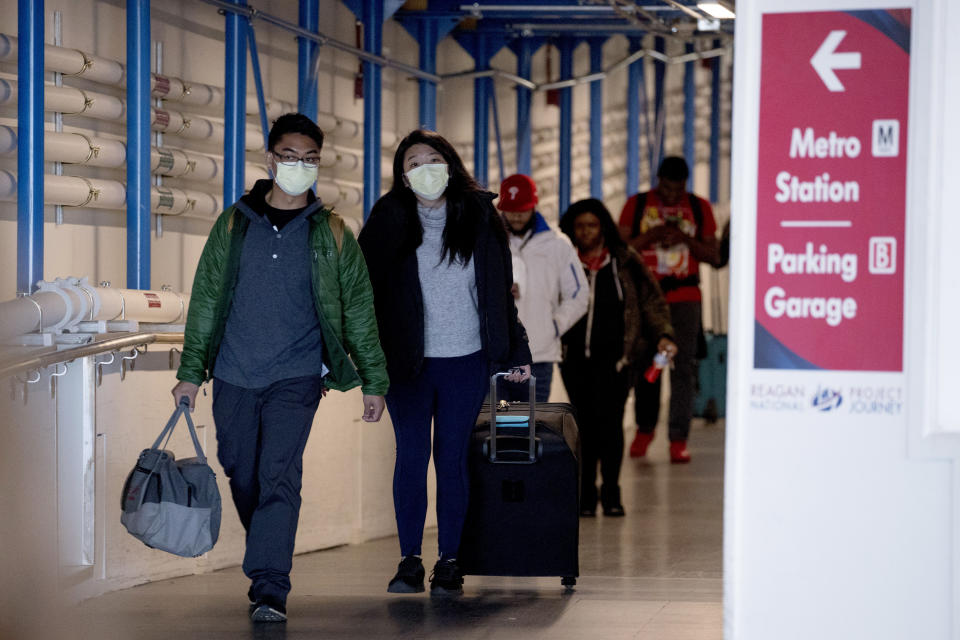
[562,576,576,591]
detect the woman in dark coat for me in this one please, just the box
[559,199,676,517]
[358,129,531,596]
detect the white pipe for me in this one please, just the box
[0,170,360,215]
[0,33,125,86]
[0,170,224,218]
[91,285,190,324]
[0,33,369,142]
[0,79,265,151]
[0,279,192,341]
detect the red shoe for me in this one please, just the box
[629,432,654,458]
[670,441,691,464]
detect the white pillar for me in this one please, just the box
[725,1,960,639]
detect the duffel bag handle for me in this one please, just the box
[488,372,536,463]
[133,400,208,508]
[149,399,207,463]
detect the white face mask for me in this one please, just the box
[405,163,449,201]
[273,160,318,196]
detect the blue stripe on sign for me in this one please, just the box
[569,263,581,298]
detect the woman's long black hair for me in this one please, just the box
[559,198,625,252]
[390,129,497,265]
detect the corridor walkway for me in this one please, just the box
[46,419,724,640]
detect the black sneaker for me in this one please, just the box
[250,595,287,623]
[387,556,425,593]
[429,558,463,596]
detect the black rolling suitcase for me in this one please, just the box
[458,373,581,589]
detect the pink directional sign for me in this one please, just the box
[754,9,911,371]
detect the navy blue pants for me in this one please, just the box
[212,375,324,605]
[385,351,487,558]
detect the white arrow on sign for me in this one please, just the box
[810,30,861,92]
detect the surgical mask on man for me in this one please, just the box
[405,163,449,201]
[274,160,318,196]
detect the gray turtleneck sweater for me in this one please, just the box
[416,201,482,358]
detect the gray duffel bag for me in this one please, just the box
[121,399,221,557]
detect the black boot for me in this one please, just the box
[601,485,625,517]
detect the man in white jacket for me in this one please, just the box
[497,174,589,402]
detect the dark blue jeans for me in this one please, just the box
[212,375,324,605]
[385,350,487,558]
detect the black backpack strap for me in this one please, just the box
[688,193,704,240]
[630,191,648,238]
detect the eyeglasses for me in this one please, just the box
[271,152,320,169]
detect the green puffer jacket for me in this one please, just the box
[176,201,389,396]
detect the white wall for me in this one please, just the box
[0,0,734,604]
[725,1,960,638]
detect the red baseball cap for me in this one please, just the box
[497,174,538,212]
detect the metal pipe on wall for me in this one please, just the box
[17,0,43,294]
[0,170,223,218]
[0,169,359,217]
[0,33,369,143]
[127,0,151,290]
[0,79,267,152]
[0,278,192,342]
[223,0,247,209]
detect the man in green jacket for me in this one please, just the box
[171,113,388,623]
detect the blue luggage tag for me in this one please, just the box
[495,415,529,429]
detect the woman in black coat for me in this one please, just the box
[358,129,531,596]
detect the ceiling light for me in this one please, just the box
[697,2,736,19]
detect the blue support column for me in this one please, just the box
[625,37,642,198]
[683,42,696,189]
[126,0,151,289]
[298,0,319,121]
[515,38,534,176]
[653,36,666,173]
[588,38,605,200]
[709,39,721,203]
[247,24,270,153]
[473,35,490,187]
[17,0,43,293]
[397,16,458,132]
[418,20,438,130]
[558,38,574,215]
[362,0,384,218]
[224,0,247,208]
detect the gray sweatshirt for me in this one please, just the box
[416,201,482,358]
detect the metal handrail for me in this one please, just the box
[0,332,185,380]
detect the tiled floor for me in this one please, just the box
[30,419,724,639]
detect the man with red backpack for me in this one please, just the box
[618,157,719,463]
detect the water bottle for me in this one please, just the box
[643,351,670,383]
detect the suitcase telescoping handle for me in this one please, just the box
[488,372,536,463]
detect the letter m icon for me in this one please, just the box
[872,120,899,157]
